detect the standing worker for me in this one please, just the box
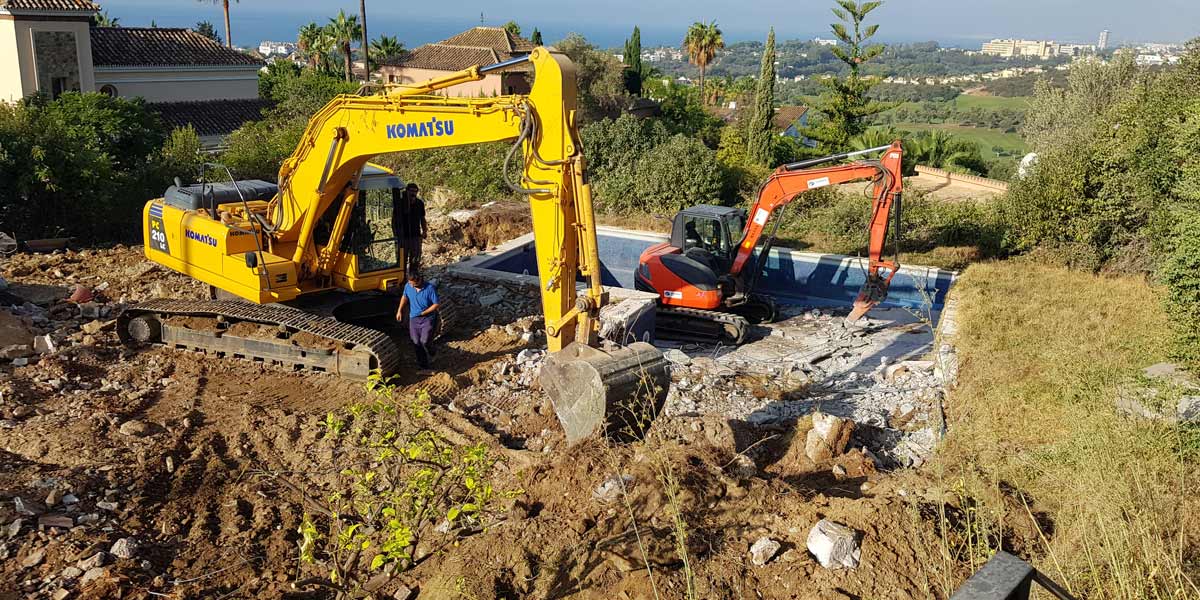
[402,183,428,276]
[396,271,439,371]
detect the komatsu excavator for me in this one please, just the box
[118,48,669,441]
[636,142,904,344]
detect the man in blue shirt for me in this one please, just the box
[396,272,439,370]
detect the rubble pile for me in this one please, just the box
[662,306,949,467]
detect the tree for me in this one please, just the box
[200,0,238,48]
[623,26,644,96]
[530,28,543,46]
[683,21,724,104]
[555,34,631,121]
[327,10,362,83]
[747,28,776,166]
[92,10,119,27]
[297,23,322,70]
[503,21,521,37]
[196,20,221,44]
[370,35,405,62]
[359,0,369,82]
[800,0,892,151]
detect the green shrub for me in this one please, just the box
[374,142,514,207]
[1160,209,1200,368]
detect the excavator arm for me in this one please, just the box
[261,48,604,351]
[730,141,904,320]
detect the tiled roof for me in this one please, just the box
[91,27,263,67]
[147,99,272,137]
[0,0,98,11]
[772,106,808,131]
[439,27,534,54]
[379,26,534,72]
[380,43,500,71]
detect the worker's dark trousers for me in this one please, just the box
[409,314,436,368]
[405,237,423,275]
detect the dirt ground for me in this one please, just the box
[0,207,996,599]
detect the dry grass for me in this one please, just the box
[935,261,1200,598]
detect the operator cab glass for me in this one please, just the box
[673,205,748,268]
[339,165,406,273]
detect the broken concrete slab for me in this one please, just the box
[805,412,854,463]
[33,334,56,354]
[807,519,860,569]
[598,297,656,345]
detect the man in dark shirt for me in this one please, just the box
[401,183,427,276]
[396,272,439,371]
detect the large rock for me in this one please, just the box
[805,412,854,463]
[806,519,861,569]
[110,537,137,560]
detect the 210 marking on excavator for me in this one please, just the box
[385,118,456,139]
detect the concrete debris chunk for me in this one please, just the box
[663,349,691,365]
[478,290,505,307]
[592,474,634,504]
[32,334,56,354]
[598,297,656,345]
[96,501,119,512]
[806,519,861,569]
[6,518,23,539]
[12,357,29,366]
[110,537,137,560]
[749,536,781,566]
[393,584,417,600]
[59,565,82,580]
[21,548,45,568]
[77,551,107,570]
[39,514,74,529]
[79,302,101,319]
[805,412,854,463]
[79,566,106,585]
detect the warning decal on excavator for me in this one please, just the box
[148,203,170,254]
[807,177,831,189]
[753,208,770,226]
[664,290,683,299]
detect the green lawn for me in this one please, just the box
[889,122,1028,155]
[949,94,1032,111]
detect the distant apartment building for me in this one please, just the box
[980,38,1093,59]
[813,38,838,47]
[0,0,268,147]
[1098,29,1110,50]
[258,40,297,57]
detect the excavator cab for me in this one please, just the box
[671,205,747,274]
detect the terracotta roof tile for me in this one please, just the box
[91,27,263,67]
[147,98,272,137]
[439,27,534,53]
[379,43,501,71]
[0,0,98,11]
[772,105,808,131]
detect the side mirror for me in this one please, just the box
[174,177,183,188]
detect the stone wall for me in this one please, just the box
[915,165,1009,193]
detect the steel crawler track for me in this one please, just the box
[655,306,749,345]
[117,298,403,379]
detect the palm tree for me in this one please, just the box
[327,10,362,82]
[200,0,237,48]
[683,21,724,104]
[297,22,322,70]
[358,0,369,82]
[313,27,337,73]
[370,35,405,61]
[93,10,119,27]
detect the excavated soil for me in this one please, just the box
[0,210,1011,599]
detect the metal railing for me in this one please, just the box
[951,552,1077,600]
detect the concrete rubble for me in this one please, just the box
[807,519,861,569]
[749,536,782,566]
[661,306,950,467]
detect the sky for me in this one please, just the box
[96,0,1197,49]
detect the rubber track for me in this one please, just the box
[118,298,403,376]
[655,306,749,345]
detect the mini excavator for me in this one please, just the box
[636,142,904,344]
[119,48,669,441]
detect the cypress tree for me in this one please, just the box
[747,28,776,166]
[623,26,643,96]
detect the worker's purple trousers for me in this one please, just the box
[409,314,436,368]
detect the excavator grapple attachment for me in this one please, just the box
[540,341,670,444]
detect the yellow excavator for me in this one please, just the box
[118,48,668,441]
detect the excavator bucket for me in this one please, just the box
[540,341,671,444]
[847,273,893,323]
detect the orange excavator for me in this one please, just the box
[635,142,904,343]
